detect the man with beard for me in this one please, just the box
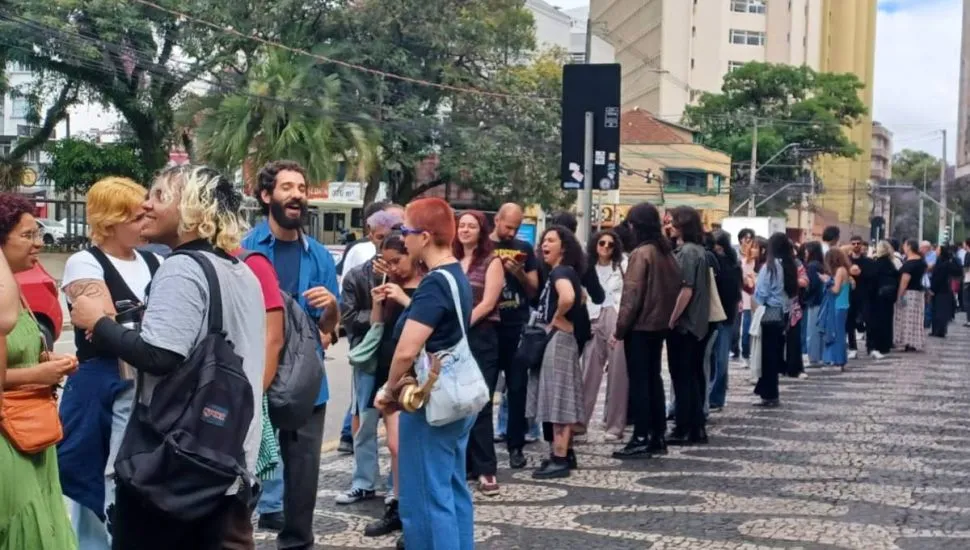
[243,160,341,549]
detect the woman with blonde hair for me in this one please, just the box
[867,240,899,358]
[57,177,163,549]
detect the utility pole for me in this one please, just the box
[576,17,595,244]
[938,129,948,243]
[850,180,857,226]
[747,119,758,217]
[918,165,927,241]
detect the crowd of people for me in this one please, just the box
[1,160,969,550]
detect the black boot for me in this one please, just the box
[532,455,570,479]
[364,499,402,537]
[539,448,578,470]
[645,435,668,455]
[612,436,655,459]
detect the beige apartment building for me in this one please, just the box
[870,121,892,183]
[591,0,877,223]
[957,0,970,181]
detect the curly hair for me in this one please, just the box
[153,165,247,252]
[0,192,36,245]
[255,160,307,214]
[586,229,622,273]
[454,210,495,268]
[539,225,586,275]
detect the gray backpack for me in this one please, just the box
[238,250,324,430]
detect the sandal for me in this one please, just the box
[478,475,500,497]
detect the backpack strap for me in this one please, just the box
[138,249,161,277]
[171,250,225,335]
[86,246,141,304]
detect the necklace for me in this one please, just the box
[427,255,456,271]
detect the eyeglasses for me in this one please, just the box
[400,225,425,237]
[598,240,614,248]
[19,230,43,242]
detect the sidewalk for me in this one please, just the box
[256,323,970,549]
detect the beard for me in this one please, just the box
[269,198,308,230]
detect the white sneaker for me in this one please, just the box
[802,354,810,364]
[797,372,809,379]
[848,350,858,360]
[741,358,750,369]
[870,350,885,360]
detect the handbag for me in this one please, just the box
[347,322,384,375]
[0,384,63,454]
[413,269,490,427]
[707,268,727,323]
[515,324,552,374]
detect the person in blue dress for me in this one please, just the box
[821,248,853,370]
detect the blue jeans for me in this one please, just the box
[740,310,752,359]
[351,369,380,492]
[496,391,540,440]
[398,412,476,550]
[341,406,353,441]
[805,305,823,365]
[709,323,732,409]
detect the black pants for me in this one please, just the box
[931,291,955,337]
[466,322,500,477]
[497,323,529,452]
[785,315,804,377]
[666,329,710,435]
[845,302,859,351]
[112,482,233,550]
[625,330,668,439]
[964,283,970,322]
[868,298,894,353]
[277,403,327,550]
[755,321,785,401]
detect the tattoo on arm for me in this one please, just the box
[65,279,117,315]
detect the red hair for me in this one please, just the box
[406,198,455,247]
[453,210,494,267]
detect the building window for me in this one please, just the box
[731,0,766,14]
[729,29,766,46]
[728,61,745,72]
[10,97,29,119]
[568,52,586,64]
[664,170,709,193]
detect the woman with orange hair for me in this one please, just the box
[57,177,163,549]
[375,198,478,550]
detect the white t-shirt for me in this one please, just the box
[341,241,376,278]
[61,249,164,304]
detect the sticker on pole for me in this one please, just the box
[594,151,606,165]
[563,162,584,190]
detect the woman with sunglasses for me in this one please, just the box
[580,230,628,440]
[0,193,78,550]
[374,198,476,550]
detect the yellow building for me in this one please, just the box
[612,109,731,228]
[815,0,878,225]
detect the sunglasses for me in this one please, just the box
[400,225,425,237]
[598,240,614,248]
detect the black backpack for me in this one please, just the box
[114,250,257,521]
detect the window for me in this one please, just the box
[729,29,766,46]
[664,170,709,193]
[10,97,29,119]
[569,52,586,64]
[731,0,766,14]
[728,61,745,72]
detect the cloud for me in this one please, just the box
[873,0,961,160]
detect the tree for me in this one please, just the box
[182,48,379,187]
[683,62,868,213]
[0,0,296,172]
[45,138,150,193]
[315,0,561,205]
[891,149,942,188]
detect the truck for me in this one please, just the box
[719,216,787,246]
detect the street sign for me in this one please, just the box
[561,64,621,191]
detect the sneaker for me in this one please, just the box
[478,476,500,496]
[509,448,527,469]
[741,358,750,369]
[337,437,354,455]
[532,456,570,479]
[364,500,402,537]
[848,350,858,360]
[335,488,376,505]
[797,372,809,380]
[870,350,885,360]
[604,432,624,441]
[493,433,507,443]
[257,511,284,531]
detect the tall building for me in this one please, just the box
[870,121,893,183]
[590,0,878,222]
[957,0,970,181]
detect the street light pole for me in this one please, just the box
[747,119,758,217]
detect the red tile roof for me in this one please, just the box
[620,109,692,145]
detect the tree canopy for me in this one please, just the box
[45,138,149,193]
[891,148,942,187]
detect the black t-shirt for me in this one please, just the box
[393,263,472,353]
[538,265,584,325]
[492,238,538,326]
[373,287,416,406]
[900,259,926,291]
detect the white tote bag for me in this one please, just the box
[415,269,490,427]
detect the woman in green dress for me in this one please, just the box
[0,192,78,550]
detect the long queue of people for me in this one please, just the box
[2,160,969,550]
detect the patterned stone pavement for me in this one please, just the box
[255,324,970,549]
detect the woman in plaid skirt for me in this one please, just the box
[894,239,927,351]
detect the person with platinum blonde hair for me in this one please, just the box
[58,176,163,550]
[70,165,267,548]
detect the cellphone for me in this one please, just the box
[513,251,527,263]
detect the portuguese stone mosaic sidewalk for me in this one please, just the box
[256,324,970,549]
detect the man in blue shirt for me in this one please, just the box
[242,160,340,549]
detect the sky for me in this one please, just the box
[552,0,964,162]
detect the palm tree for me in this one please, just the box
[184,49,378,186]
